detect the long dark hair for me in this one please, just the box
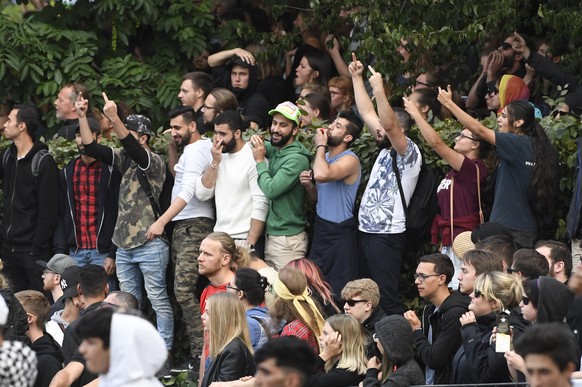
[506,101,559,228]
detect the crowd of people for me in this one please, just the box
[1,2,582,387]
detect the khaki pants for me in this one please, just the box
[264,232,308,270]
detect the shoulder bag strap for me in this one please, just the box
[391,148,408,215]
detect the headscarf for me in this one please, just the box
[273,276,325,337]
[498,74,530,112]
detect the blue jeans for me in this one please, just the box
[69,248,119,291]
[116,238,174,349]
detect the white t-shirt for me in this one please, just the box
[358,138,421,234]
[172,138,215,221]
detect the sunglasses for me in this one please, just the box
[507,268,518,274]
[522,296,530,305]
[474,289,483,298]
[343,299,368,307]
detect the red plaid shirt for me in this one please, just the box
[281,319,320,355]
[73,158,102,249]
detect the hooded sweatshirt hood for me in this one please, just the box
[374,315,415,365]
[227,57,259,101]
[100,313,167,387]
[528,276,574,323]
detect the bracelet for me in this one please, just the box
[316,145,327,151]
[210,162,218,169]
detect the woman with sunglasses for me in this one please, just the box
[305,314,367,386]
[452,271,526,384]
[439,88,559,248]
[505,276,579,380]
[227,268,271,351]
[403,96,491,289]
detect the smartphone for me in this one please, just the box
[495,313,511,352]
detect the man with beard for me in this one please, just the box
[349,54,422,315]
[250,101,311,269]
[54,118,120,291]
[146,105,214,367]
[49,83,90,140]
[299,111,363,295]
[208,48,269,129]
[196,110,268,252]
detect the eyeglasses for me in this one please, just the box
[343,299,368,307]
[456,132,478,141]
[226,284,241,292]
[329,90,345,97]
[474,289,483,298]
[500,42,513,51]
[507,268,518,274]
[413,273,441,282]
[415,80,432,88]
[522,296,530,305]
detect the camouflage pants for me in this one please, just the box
[172,217,215,358]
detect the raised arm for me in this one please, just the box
[208,48,255,68]
[325,35,349,76]
[403,96,465,171]
[438,86,496,145]
[369,66,408,155]
[349,53,382,135]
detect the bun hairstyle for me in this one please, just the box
[204,232,251,270]
[234,268,268,306]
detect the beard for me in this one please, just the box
[376,134,391,149]
[221,136,237,153]
[271,131,293,147]
[175,131,192,150]
[327,134,343,147]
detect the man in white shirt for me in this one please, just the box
[196,110,268,250]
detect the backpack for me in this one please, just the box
[122,156,175,241]
[391,148,439,243]
[2,148,51,177]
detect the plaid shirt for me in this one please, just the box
[72,158,102,249]
[281,319,320,355]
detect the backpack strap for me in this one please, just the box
[31,149,50,177]
[135,169,162,220]
[390,148,408,216]
[250,315,271,340]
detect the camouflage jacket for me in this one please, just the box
[84,135,165,249]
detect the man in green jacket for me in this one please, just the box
[250,101,311,269]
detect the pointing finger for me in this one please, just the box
[102,92,110,104]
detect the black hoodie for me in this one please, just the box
[1,141,59,254]
[212,57,270,128]
[413,290,470,384]
[31,333,64,387]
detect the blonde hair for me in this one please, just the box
[206,292,253,359]
[270,267,325,338]
[473,271,523,312]
[205,232,251,270]
[325,314,367,374]
[341,279,380,308]
[15,290,50,330]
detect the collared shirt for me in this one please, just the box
[73,158,102,249]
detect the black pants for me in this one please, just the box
[2,248,48,292]
[358,231,406,316]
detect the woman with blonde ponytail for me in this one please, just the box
[269,267,325,354]
[452,271,527,384]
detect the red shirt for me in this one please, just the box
[73,158,102,249]
[200,282,228,314]
[281,319,320,355]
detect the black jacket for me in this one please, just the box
[0,142,59,254]
[31,333,64,387]
[452,310,527,384]
[307,356,364,387]
[363,306,387,358]
[53,157,121,258]
[200,338,255,387]
[413,291,469,384]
